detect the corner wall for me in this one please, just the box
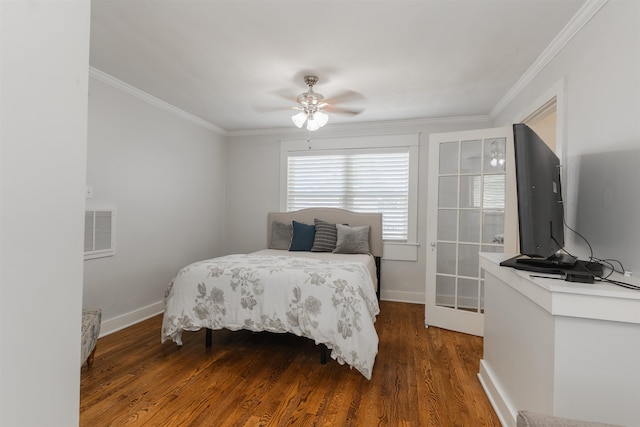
[493,0,640,273]
[84,78,228,333]
[1,1,90,425]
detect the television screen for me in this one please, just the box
[512,123,568,262]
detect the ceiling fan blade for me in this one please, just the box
[260,73,366,117]
[252,104,296,113]
[254,87,300,113]
[323,105,365,116]
[269,88,299,102]
[325,89,366,105]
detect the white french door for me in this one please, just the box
[425,128,516,336]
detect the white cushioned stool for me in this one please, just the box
[81,308,101,367]
[517,411,622,427]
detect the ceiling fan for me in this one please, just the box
[286,75,365,131]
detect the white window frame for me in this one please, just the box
[280,134,419,261]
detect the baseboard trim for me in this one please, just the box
[98,291,425,337]
[99,301,164,338]
[478,360,517,427]
[381,290,425,304]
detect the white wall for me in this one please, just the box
[83,0,639,330]
[0,1,90,425]
[225,119,492,303]
[225,1,640,300]
[84,78,228,333]
[493,0,640,273]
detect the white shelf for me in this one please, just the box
[478,253,640,427]
[480,252,640,323]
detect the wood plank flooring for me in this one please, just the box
[80,301,499,426]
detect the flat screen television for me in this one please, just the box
[509,123,576,268]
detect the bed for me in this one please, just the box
[161,208,383,379]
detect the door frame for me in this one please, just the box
[513,77,568,195]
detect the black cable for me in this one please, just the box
[590,257,626,276]
[594,258,615,279]
[563,217,594,260]
[596,277,640,291]
[561,217,631,282]
[528,274,640,290]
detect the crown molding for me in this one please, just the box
[225,115,491,138]
[89,67,226,135]
[89,66,486,138]
[489,0,608,120]
[89,1,606,138]
[92,0,605,142]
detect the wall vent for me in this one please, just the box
[84,209,115,260]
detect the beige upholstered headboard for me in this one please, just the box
[267,208,383,258]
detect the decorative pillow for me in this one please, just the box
[289,220,316,251]
[333,224,370,254]
[270,221,292,250]
[311,218,338,252]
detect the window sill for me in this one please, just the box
[382,242,419,261]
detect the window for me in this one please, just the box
[281,134,419,248]
[287,150,409,239]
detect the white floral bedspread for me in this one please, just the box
[161,254,380,379]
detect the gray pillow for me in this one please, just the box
[270,221,292,250]
[311,218,338,252]
[333,224,370,254]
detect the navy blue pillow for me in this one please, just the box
[289,220,316,251]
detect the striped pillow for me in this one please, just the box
[311,218,338,252]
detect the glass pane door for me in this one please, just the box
[436,138,506,312]
[426,128,514,336]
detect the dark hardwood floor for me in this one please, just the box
[80,301,499,426]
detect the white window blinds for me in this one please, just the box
[286,149,410,240]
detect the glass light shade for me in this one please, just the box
[315,111,328,127]
[306,116,320,131]
[291,112,307,128]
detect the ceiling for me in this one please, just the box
[90,0,586,133]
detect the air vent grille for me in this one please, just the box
[84,209,115,259]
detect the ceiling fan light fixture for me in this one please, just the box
[292,111,307,128]
[289,75,342,131]
[315,111,329,127]
[306,115,320,131]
